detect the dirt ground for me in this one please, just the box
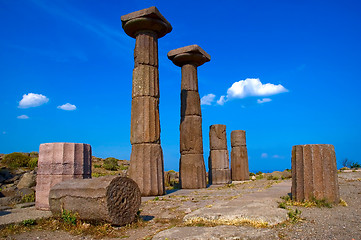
[1,171,360,240]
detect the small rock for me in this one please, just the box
[185,208,191,214]
[17,172,36,189]
[251,176,256,180]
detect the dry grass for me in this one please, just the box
[184,217,269,228]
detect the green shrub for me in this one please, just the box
[350,162,360,169]
[119,165,129,170]
[21,192,35,203]
[103,157,119,171]
[28,157,38,169]
[288,208,301,223]
[22,219,36,226]
[256,171,263,175]
[62,210,77,225]
[249,172,256,176]
[267,175,279,180]
[93,164,102,168]
[2,152,30,169]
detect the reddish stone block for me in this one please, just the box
[231,146,249,181]
[209,124,227,150]
[209,150,229,169]
[231,130,246,147]
[291,144,340,203]
[132,65,159,98]
[179,154,206,189]
[129,143,165,196]
[180,116,203,154]
[209,169,231,185]
[181,90,201,117]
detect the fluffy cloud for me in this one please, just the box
[261,153,268,158]
[216,95,227,105]
[17,115,29,119]
[257,98,272,104]
[200,94,216,105]
[57,103,77,111]
[227,78,288,99]
[18,93,49,108]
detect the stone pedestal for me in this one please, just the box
[168,45,210,189]
[208,125,231,185]
[35,143,92,210]
[121,6,172,196]
[291,144,340,203]
[231,130,249,181]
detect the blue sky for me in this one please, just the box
[1,0,360,172]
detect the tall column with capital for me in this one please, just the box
[168,45,210,189]
[121,6,172,196]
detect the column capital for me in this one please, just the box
[121,6,172,39]
[168,44,211,67]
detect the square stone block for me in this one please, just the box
[209,150,229,169]
[181,64,198,91]
[231,130,247,147]
[180,115,203,154]
[132,65,159,98]
[181,90,201,117]
[209,168,231,185]
[131,96,160,144]
[179,154,206,189]
[209,124,227,150]
[35,174,90,210]
[129,143,165,196]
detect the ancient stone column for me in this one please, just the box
[168,45,210,189]
[121,7,172,196]
[208,124,231,184]
[231,130,249,181]
[291,144,340,203]
[35,142,92,210]
[49,176,141,226]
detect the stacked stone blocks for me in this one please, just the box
[121,6,172,196]
[168,45,210,189]
[208,125,231,184]
[291,144,340,203]
[231,130,250,181]
[35,142,92,210]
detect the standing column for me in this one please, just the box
[168,45,210,189]
[291,144,340,203]
[209,124,231,185]
[231,130,250,181]
[121,7,172,196]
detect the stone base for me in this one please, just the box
[209,168,231,185]
[180,154,206,189]
[291,144,340,203]
[129,143,165,196]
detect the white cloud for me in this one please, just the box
[216,95,227,105]
[272,155,284,159]
[57,103,77,111]
[18,93,49,108]
[200,94,216,105]
[261,153,268,158]
[17,115,29,119]
[257,98,272,104]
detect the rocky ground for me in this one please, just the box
[0,170,360,240]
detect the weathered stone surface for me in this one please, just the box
[180,116,203,154]
[231,146,249,181]
[231,130,246,147]
[49,176,141,226]
[130,97,160,144]
[36,174,89,210]
[208,150,229,169]
[134,32,158,67]
[132,65,159,97]
[291,144,340,203]
[181,90,201,117]
[121,6,172,39]
[181,64,198,91]
[179,154,206,189]
[164,171,179,187]
[17,172,36,189]
[37,143,92,175]
[129,144,165,196]
[209,124,227,150]
[209,168,231,185]
[168,44,211,67]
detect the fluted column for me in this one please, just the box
[291,144,340,203]
[209,124,231,184]
[231,130,250,181]
[121,6,172,196]
[168,45,210,189]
